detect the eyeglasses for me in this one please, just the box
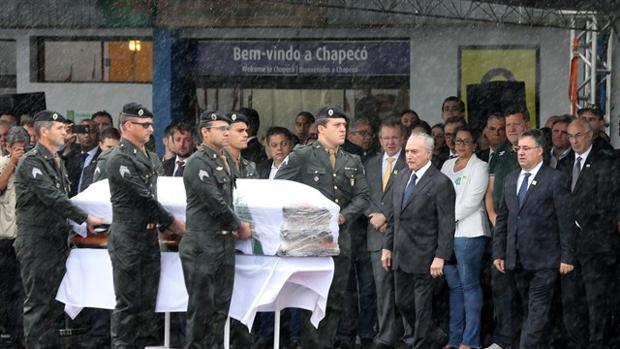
[206,125,230,132]
[514,145,540,152]
[129,121,153,129]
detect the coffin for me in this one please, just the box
[70,178,340,256]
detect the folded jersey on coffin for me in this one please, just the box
[70,178,340,257]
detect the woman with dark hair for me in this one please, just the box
[440,126,490,349]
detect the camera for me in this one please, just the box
[71,125,90,134]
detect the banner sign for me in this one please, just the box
[195,40,410,76]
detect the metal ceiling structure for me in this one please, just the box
[268,0,618,115]
[268,0,620,32]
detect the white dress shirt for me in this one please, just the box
[381,149,401,177]
[517,160,543,194]
[573,145,592,170]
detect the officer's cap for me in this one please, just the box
[199,111,231,125]
[227,112,249,125]
[33,110,70,124]
[121,102,153,118]
[315,106,349,122]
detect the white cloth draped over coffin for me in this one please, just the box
[56,249,334,328]
[70,178,341,256]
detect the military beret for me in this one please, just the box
[121,102,153,118]
[33,110,69,123]
[199,111,231,124]
[227,112,249,125]
[315,106,349,122]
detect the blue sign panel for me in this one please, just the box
[195,40,410,76]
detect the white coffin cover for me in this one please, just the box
[70,178,340,256]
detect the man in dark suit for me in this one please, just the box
[65,119,101,197]
[476,114,506,164]
[365,117,407,348]
[161,122,194,176]
[382,132,456,349]
[256,126,294,180]
[492,129,576,349]
[337,117,377,349]
[556,119,618,348]
[577,106,615,154]
[239,107,267,164]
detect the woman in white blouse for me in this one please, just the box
[441,126,490,349]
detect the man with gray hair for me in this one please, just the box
[13,111,104,348]
[0,126,29,347]
[382,132,456,348]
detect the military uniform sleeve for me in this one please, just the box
[18,156,88,224]
[274,150,303,181]
[340,156,370,223]
[187,160,242,231]
[107,154,174,228]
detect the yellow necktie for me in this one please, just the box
[328,149,337,169]
[383,156,395,191]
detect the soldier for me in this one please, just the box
[180,111,251,349]
[106,103,184,349]
[225,112,258,179]
[13,111,104,348]
[275,106,369,348]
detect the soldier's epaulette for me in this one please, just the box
[24,148,38,157]
[294,144,313,154]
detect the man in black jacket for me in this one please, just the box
[557,119,618,348]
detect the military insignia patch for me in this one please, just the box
[199,169,209,181]
[211,113,217,120]
[138,109,144,116]
[32,167,42,179]
[231,114,237,121]
[328,109,334,116]
[52,113,58,120]
[119,165,130,178]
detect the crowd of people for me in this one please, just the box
[0,95,619,349]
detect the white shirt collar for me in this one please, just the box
[574,144,592,165]
[411,160,432,181]
[382,149,401,163]
[520,160,543,180]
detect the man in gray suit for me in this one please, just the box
[382,132,456,349]
[365,117,407,348]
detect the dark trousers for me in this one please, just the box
[370,250,405,346]
[509,267,557,349]
[14,233,66,349]
[490,265,521,347]
[337,247,377,345]
[108,228,161,349]
[394,269,435,349]
[0,239,23,345]
[179,233,236,349]
[67,308,111,349]
[300,242,352,348]
[561,253,616,348]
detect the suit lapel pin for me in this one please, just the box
[586,164,591,168]
[532,180,537,186]
[393,170,398,175]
